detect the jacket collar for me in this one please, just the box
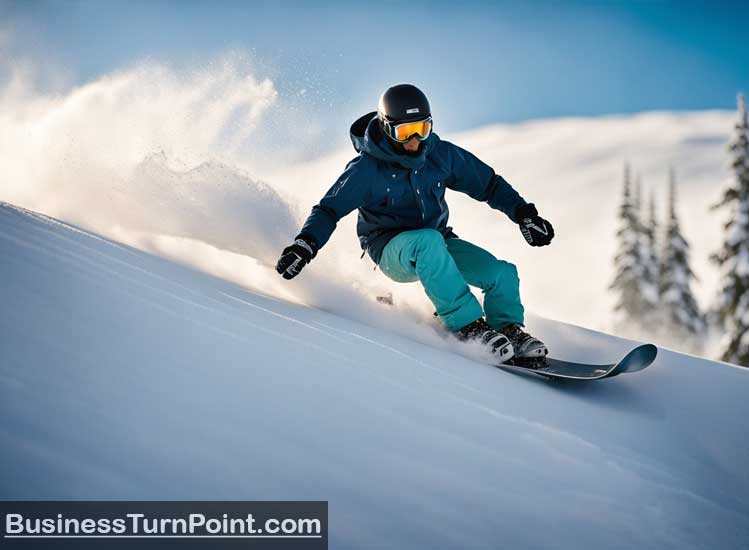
[349,111,438,170]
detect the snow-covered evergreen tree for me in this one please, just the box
[633,174,643,215]
[640,187,660,319]
[610,163,651,327]
[712,93,749,367]
[658,168,705,340]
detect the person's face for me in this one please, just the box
[402,136,420,153]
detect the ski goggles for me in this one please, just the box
[382,116,433,143]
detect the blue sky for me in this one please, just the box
[2,0,748,134]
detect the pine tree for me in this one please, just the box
[610,163,650,326]
[633,174,643,214]
[640,187,660,319]
[712,93,749,367]
[658,168,705,340]
[630,174,661,328]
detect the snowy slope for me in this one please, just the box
[1,202,747,550]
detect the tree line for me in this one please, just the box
[610,94,749,366]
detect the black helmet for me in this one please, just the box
[377,84,432,145]
[378,84,431,124]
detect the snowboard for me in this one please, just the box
[499,344,658,381]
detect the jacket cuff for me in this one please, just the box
[294,234,319,258]
[513,203,538,223]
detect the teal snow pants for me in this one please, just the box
[379,228,524,331]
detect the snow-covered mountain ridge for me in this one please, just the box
[1,202,747,549]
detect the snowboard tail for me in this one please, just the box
[501,344,658,381]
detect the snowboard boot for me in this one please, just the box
[457,318,514,363]
[499,323,548,359]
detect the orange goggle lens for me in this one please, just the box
[392,118,432,142]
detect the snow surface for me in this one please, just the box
[2,202,747,549]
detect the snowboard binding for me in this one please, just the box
[507,356,549,370]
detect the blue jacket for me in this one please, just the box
[298,112,528,264]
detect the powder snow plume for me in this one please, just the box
[0,54,452,351]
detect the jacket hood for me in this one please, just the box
[349,111,437,170]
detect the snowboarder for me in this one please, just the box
[276,84,555,363]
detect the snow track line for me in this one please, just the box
[220,292,351,346]
[307,319,470,383]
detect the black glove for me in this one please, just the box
[515,203,554,247]
[276,238,317,280]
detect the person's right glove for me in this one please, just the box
[275,238,317,280]
[515,203,555,247]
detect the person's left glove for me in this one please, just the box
[515,203,554,247]
[275,237,317,280]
